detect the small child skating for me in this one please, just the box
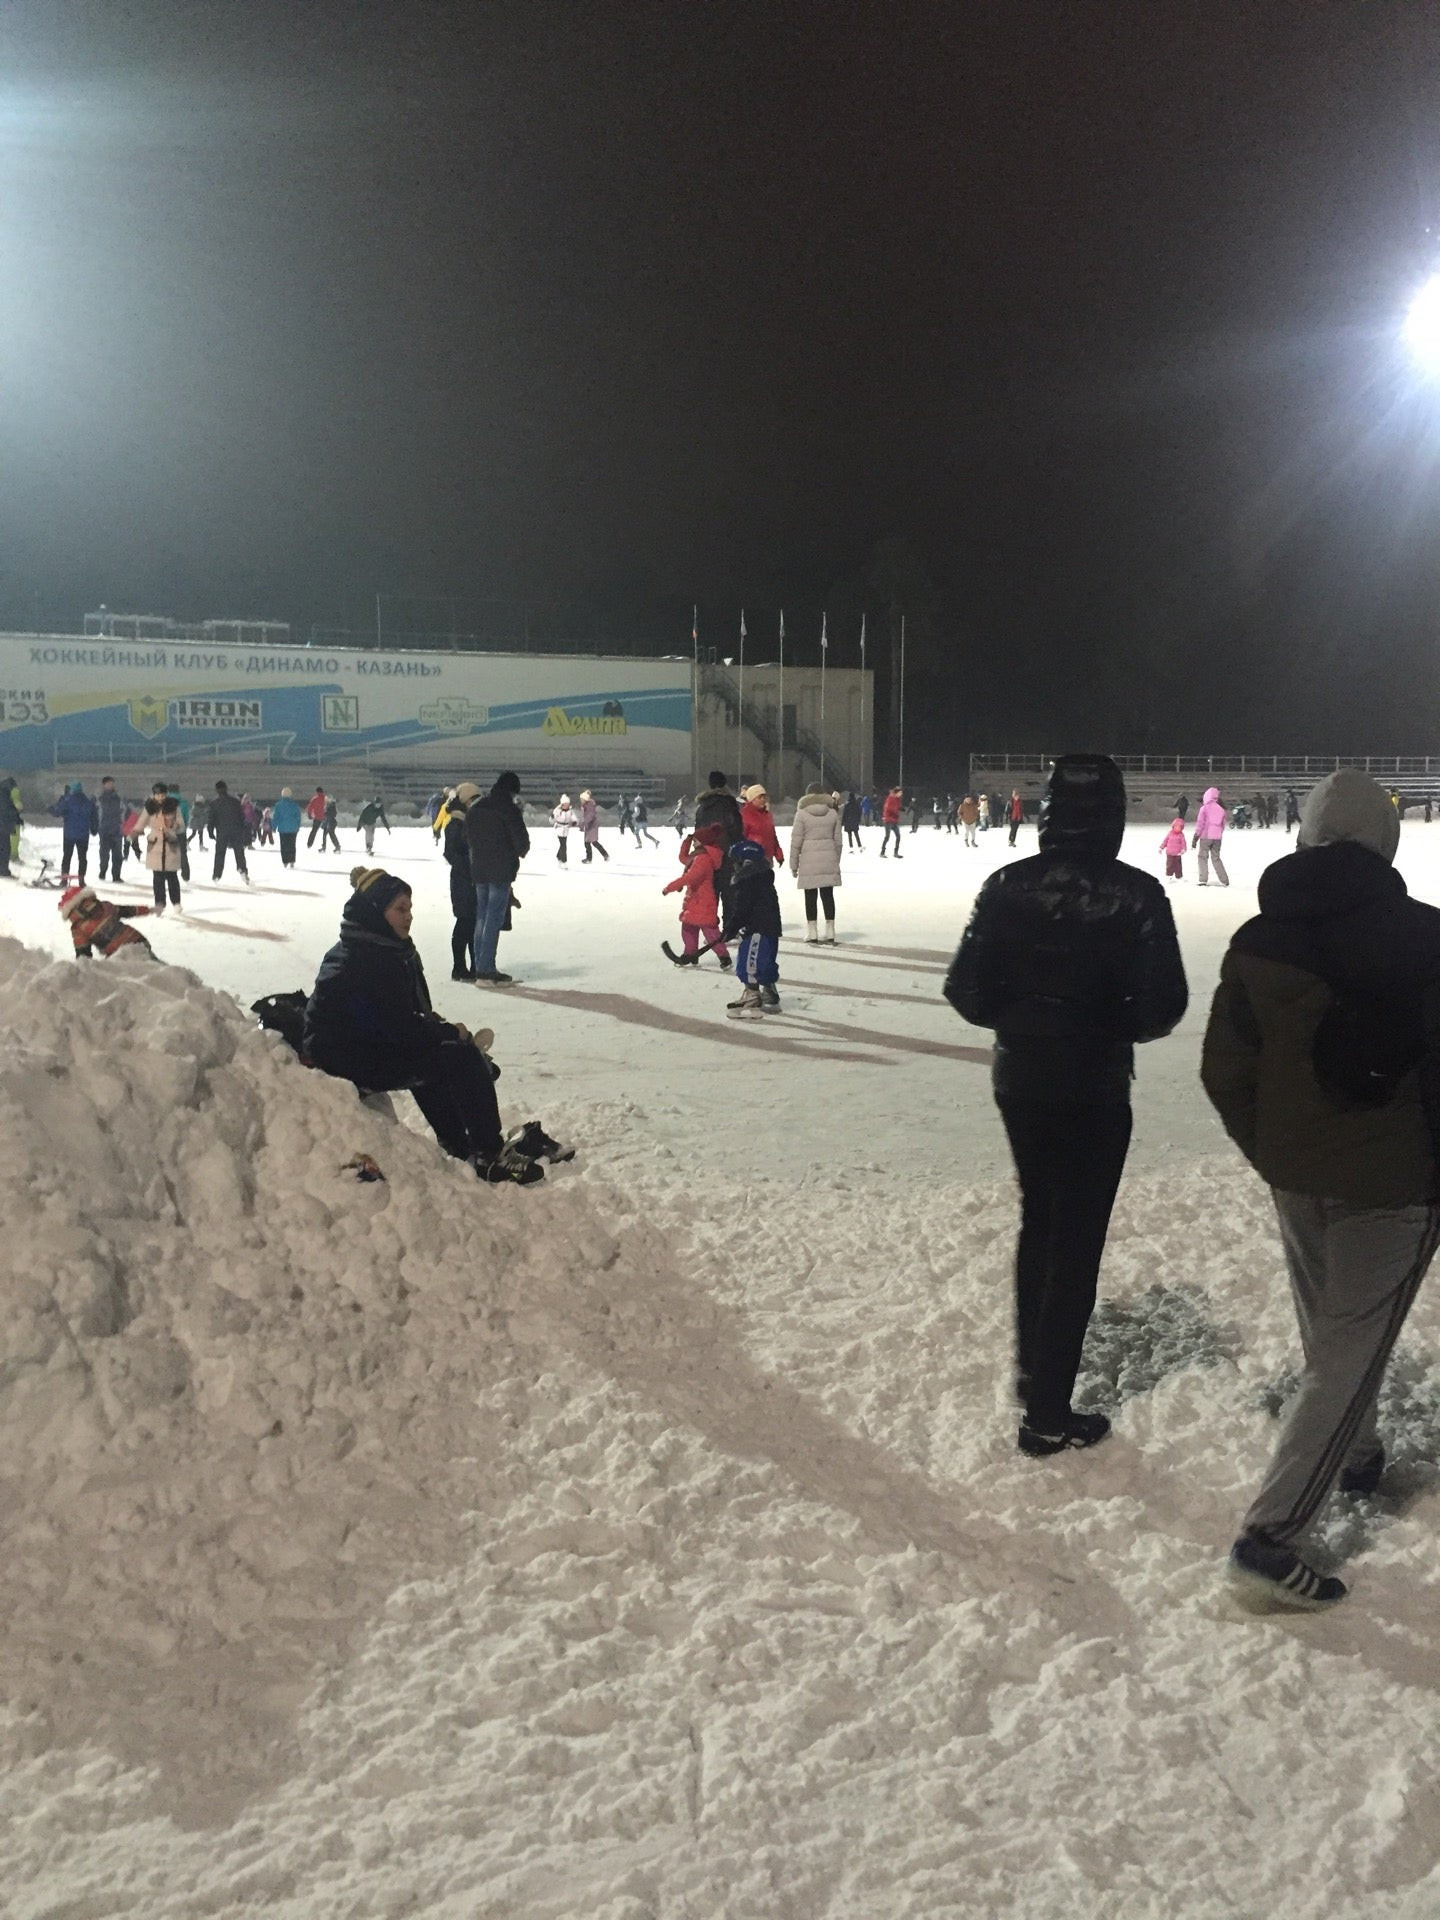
[552,794,577,864]
[722,835,783,1017]
[59,884,156,958]
[662,822,730,966]
[1160,816,1186,881]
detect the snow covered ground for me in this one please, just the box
[2,813,1440,1918]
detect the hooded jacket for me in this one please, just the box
[1160,819,1187,857]
[946,753,1188,1104]
[51,787,99,838]
[304,884,452,1088]
[663,827,725,926]
[722,838,784,940]
[789,789,843,889]
[466,778,530,884]
[1194,787,1227,840]
[1201,769,1440,1206]
[694,783,745,850]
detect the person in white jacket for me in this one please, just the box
[789,783,843,942]
[551,794,577,865]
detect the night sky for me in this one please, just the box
[5,1,1440,771]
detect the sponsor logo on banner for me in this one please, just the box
[322,694,360,731]
[418,696,490,734]
[541,705,628,736]
[128,695,169,738]
[129,695,263,734]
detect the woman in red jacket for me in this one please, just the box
[880,787,904,859]
[739,785,784,865]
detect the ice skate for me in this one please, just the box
[726,985,764,1019]
[760,983,781,1013]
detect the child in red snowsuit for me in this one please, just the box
[58,884,156,958]
[662,822,730,964]
[1159,817,1186,881]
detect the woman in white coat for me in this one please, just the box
[551,794,577,864]
[789,783,843,942]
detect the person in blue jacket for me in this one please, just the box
[51,781,100,882]
[271,787,303,867]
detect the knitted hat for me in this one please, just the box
[492,771,521,797]
[453,781,482,804]
[280,786,293,798]
[58,884,96,919]
[346,867,412,913]
[742,784,769,805]
[1298,768,1401,864]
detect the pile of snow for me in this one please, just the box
[2,826,1440,1914]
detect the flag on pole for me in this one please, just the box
[740,610,747,640]
[692,605,698,647]
[859,612,865,659]
[821,613,828,652]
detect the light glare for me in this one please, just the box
[1403,274,1440,375]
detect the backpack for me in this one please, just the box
[252,990,310,1059]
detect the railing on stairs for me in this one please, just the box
[702,667,856,794]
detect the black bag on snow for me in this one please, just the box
[251,990,310,1059]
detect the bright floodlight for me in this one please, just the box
[1403,274,1440,375]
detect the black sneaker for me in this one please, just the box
[1228,1533,1347,1611]
[1017,1409,1112,1456]
[473,1147,544,1186]
[475,970,515,987]
[506,1120,576,1164]
[1339,1447,1385,1497]
[451,968,476,982]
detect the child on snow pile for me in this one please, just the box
[721,836,783,1017]
[662,822,730,967]
[1159,816,1186,881]
[58,883,156,959]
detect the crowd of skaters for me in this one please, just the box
[19,752,1440,1612]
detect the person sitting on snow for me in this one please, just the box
[303,867,569,1186]
[58,883,157,959]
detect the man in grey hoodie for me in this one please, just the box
[1203,769,1440,1612]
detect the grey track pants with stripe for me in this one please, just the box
[1243,1190,1440,1546]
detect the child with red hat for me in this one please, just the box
[58,885,156,959]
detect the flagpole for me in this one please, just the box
[898,613,906,791]
[778,611,785,797]
[859,613,867,795]
[738,608,746,780]
[692,603,700,796]
[820,611,827,789]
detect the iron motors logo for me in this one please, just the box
[128,695,263,736]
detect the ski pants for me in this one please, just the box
[473,880,510,976]
[1165,854,1183,879]
[998,1100,1133,1427]
[1197,837,1228,885]
[1242,1192,1440,1546]
[880,824,902,856]
[735,931,778,987]
[98,832,124,883]
[213,835,248,880]
[61,833,89,881]
[326,1035,502,1163]
[681,922,729,964]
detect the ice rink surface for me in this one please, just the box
[1,813,1439,1918]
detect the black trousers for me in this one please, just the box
[998,1101,1133,1425]
[1008,820,1020,845]
[451,908,474,977]
[152,869,181,906]
[279,831,297,867]
[98,832,124,882]
[803,886,836,921]
[213,834,248,879]
[61,833,89,880]
[329,1037,501,1162]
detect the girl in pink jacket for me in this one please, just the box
[1159,817,1186,880]
[1192,786,1229,887]
[662,823,731,964]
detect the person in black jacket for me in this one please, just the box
[721,835,784,1017]
[443,781,481,979]
[946,753,1188,1456]
[465,771,529,985]
[0,771,19,878]
[209,780,252,884]
[693,770,745,852]
[303,867,547,1184]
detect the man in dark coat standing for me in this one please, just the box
[465,771,529,985]
[1202,769,1440,1612]
[443,781,481,979]
[693,770,745,851]
[209,780,251,883]
[946,753,1188,1457]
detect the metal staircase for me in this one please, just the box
[702,666,856,793]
